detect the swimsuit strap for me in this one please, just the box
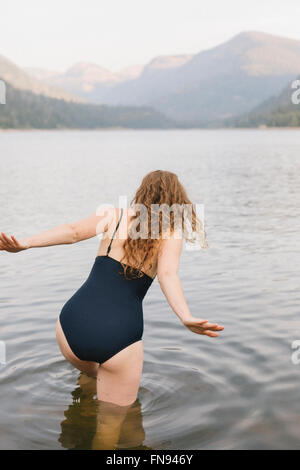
[106,208,124,255]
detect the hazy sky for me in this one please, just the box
[1,0,300,72]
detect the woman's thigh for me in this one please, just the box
[97,340,144,406]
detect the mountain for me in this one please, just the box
[224,77,300,127]
[25,67,60,82]
[101,54,194,108]
[18,31,300,126]
[28,31,300,125]
[25,55,193,105]
[0,54,82,102]
[0,81,176,129]
[100,31,300,124]
[25,62,144,102]
[118,64,147,81]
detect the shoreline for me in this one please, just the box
[1,126,300,133]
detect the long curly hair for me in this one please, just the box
[120,170,207,279]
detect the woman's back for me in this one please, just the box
[97,207,158,280]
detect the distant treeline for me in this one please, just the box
[0,82,176,129]
[231,111,300,128]
[224,78,300,128]
[2,77,300,129]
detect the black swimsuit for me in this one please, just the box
[59,209,154,364]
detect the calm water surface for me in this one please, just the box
[0,129,299,449]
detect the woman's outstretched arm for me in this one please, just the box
[0,208,114,253]
[157,234,224,338]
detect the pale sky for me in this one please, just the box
[1,0,300,72]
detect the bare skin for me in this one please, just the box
[0,207,224,409]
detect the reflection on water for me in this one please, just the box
[1,129,300,449]
[59,374,151,450]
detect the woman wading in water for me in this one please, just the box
[0,170,224,408]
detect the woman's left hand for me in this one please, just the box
[0,232,29,253]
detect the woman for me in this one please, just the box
[0,170,224,407]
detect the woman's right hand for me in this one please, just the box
[182,317,224,337]
[0,232,29,253]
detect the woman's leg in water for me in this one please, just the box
[97,340,144,406]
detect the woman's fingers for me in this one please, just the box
[200,322,224,331]
[186,320,224,337]
[189,327,220,337]
[201,322,218,329]
[0,234,10,248]
[1,232,14,247]
[203,330,219,337]
[10,235,20,246]
[189,319,224,331]
[204,324,224,331]
[0,232,23,252]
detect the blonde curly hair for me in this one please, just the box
[120,170,207,279]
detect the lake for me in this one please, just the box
[0,129,299,449]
